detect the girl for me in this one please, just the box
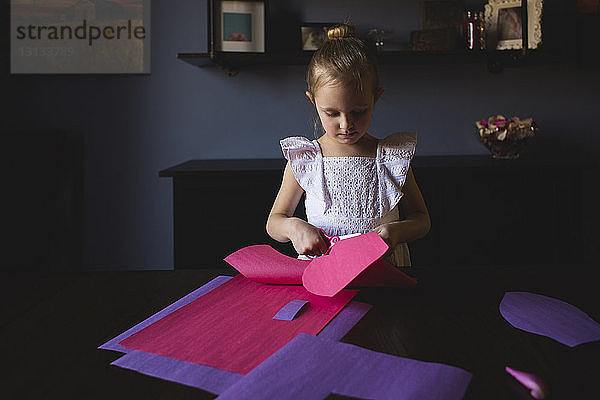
[266,23,430,267]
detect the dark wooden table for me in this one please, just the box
[3,265,599,399]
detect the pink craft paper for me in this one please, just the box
[100,276,371,394]
[98,276,233,353]
[118,274,357,374]
[225,232,417,297]
[303,232,391,297]
[224,244,307,284]
[348,257,417,288]
[107,301,372,394]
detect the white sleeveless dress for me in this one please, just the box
[280,132,417,267]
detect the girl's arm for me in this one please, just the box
[266,162,329,256]
[374,166,431,247]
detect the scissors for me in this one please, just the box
[298,230,362,260]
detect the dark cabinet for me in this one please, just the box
[410,156,585,266]
[160,159,299,268]
[160,156,590,269]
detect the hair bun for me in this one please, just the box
[327,23,356,40]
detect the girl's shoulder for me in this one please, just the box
[379,132,417,161]
[280,136,320,161]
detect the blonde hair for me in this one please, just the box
[307,23,379,96]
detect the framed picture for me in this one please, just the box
[300,23,331,51]
[215,1,265,53]
[484,0,543,50]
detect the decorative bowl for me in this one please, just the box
[476,115,537,159]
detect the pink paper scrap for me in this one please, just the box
[505,366,549,400]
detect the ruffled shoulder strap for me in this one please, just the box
[280,136,331,212]
[379,132,417,163]
[280,136,318,161]
[376,132,417,216]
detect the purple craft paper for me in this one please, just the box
[273,299,309,321]
[109,301,371,394]
[101,276,371,395]
[317,301,372,341]
[112,350,243,394]
[216,333,472,400]
[98,275,233,353]
[500,291,600,347]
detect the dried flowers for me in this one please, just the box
[476,115,537,159]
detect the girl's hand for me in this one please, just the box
[373,223,399,249]
[290,220,329,256]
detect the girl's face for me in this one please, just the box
[309,84,382,146]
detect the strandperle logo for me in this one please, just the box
[15,19,146,46]
[11,0,151,74]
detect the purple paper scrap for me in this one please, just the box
[216,333,473,400]
[273,299,309,321]
[500,291,600,347]
[100,276,372,395]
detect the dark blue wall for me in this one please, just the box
[4,1,599,270]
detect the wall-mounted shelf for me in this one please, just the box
[178,0,596,75]
[176,51,311,69]
[177,48,556,75]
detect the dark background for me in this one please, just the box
[2,0,599,272]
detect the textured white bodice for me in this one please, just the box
[280,132,417,266]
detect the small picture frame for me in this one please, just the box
[215,1,265,53]
[484,0,544,50]
[300,23,331,51]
